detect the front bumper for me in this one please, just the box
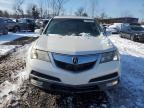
[29,71,120,93]
[138,37,144,41]
[27,50,120,93]
[135,35,144,41]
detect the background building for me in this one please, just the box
[97,17,139,24]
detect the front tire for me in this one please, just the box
[3,28,8,35]
[130,35,137,42]
[13,26,20,33]
[120,33,123,38]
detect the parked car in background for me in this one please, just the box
[18,18,35,32]
[4,18,20,32]
[35,19,42,28]
[141,24,144,29]
[9,18,18,22]
[101,24,108,31]
[27,16,120,93]
[102,24,110,29]
[35,19,49,29]
[0,17,8,35]
[106,25,119,34]
[42,19,49,27]
[106,23,125,34]
[120,23,144,41]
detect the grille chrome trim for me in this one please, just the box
[52,53,99,65]
[54,60,96,72]
[52,53,99,71]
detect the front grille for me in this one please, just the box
[54,60,96,72]
[49,83,100,92]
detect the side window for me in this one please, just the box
[27,19,34,24]
[7,19,14,23]
[18,19,22,23]
[18,19,26,23]
[122,24,129,31]
[26,19,29,23]
[0,18,4,23]
[126,26,131,31]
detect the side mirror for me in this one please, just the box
[34,29,43,35]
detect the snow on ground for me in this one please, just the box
[108,34,144,108]
[0,44,31,108]
[0,32,36,44]
[0,45,17,56]
[0,70,28,107]
[0,32,35,57]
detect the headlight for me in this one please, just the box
[100,50,119,63]
[31,49,51,62]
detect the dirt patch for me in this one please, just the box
[0,36,37,83]
[0,55,25,84]
[17,82,110,108]
[3,37,38,46]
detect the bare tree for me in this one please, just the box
[36,0,51,18]
[50,0,68,16]
[99,12,107,19]
[3,11,10,18]
[140,3,144,22]
[26,4,39,19]
[0,10,3,17]
[38,0,44,18]
[34,0,69,18]
[50,0,56,16]
[90,0,98,18]
[13,0,25,18]
[32,5,40,19]
[45,0,50,17]
[56,0,66,15]
[75,7,88,17]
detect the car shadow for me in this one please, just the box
[56,91,110,108]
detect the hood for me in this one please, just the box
[34,34,115,55]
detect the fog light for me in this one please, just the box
[106,80,118,87]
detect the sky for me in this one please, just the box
[0,0,144,19]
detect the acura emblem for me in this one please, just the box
[72,57,78,64]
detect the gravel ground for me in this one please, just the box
[18,83,110,108]
[0,54,25,84]
[0,36,38,84]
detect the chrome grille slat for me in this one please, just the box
[52,53,99,64]
[52,53,99,72]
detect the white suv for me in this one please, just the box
[26,16,120,93]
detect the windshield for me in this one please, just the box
[45,19,101,36]
[130,26,144,31]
